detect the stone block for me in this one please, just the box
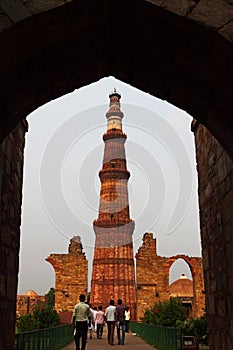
[162,0,195,16]
[220,20,233,42]
[0,14,13,31]
[224,217,233,243]
[26,0,68,14]
[222,188,233,224]
[0,0,31,22]
[218,153,229,183]
[189,0,233,28]
[206,294,215,315]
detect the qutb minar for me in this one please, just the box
[90,90,137,319]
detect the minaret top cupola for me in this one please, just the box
[106,88,124,131]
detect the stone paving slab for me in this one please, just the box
[61,329,157,350]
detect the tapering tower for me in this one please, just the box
[90,90,137,319]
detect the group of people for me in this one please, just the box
[72,294,130,350]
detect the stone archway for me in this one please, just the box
[0,0,233,157]
[1,1,233,349]
[169,257,192,283]
[166,255,205,319]
[135,233,205,321]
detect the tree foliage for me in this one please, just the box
[141,298,208,346]
[16,313,38,332]
[45,287,55,308]
[141,298,187,327]
[33,304,60,329]
[16,305,60,332]
[176,314,209,346]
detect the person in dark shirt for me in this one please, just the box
[115,298,126,345]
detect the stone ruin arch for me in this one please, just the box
[168,256,193,283]
[0,1,233,349]
[135,233,205,321]
[166,254,205,318]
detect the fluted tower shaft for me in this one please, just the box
[90,91,136,319]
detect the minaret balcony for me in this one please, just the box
[99,169,130,181]
[93,218,135,230]
[103,129,127,141]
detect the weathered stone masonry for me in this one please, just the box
[192,120,233,350]
[0,120,28,350]
[136,233,205,321]
[46,236,88,312]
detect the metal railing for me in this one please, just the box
[129,321,181,350]
[15,324,73,350]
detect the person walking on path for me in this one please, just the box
[94,305,105,339]
[72,294,92,350]
[105,299,116,345]
[125,306,130,333]
[88,305,94,339]
[115,298,126,345]
[92,306,98,334]
[61,329,159,350]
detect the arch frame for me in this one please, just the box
[1,1,233,349]
[0,0,233,157]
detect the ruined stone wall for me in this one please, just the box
[136,233,205,321]
[46,236,88,312]
[16,294,45,316]
[192,120,233,350]
[0,120,28,350]
[136,233,169,320]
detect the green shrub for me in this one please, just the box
[16,313,39,332]
[45,287,55,308]
[16,305,60,332]
[33,305,60,329]
[176,314,209,346]
[141,298,187,327]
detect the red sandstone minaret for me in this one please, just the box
[90,90,137,319]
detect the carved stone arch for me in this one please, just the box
[168,255,205,318]
[167,255,194,276]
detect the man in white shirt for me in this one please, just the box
[105,299,116,345]
[72,294,92,350]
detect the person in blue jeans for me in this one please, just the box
[115,299,126,345]
[94,305,105,339]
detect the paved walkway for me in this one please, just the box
[61,329,157,350]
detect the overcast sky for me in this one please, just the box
[18,77,201,295]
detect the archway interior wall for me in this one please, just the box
[0,119,28,350]
[192,120,233,350]
[135,233,204,321]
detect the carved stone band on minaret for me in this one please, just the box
[93,218,135,229]
[99,169,130,181]
[103,129,127,141]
